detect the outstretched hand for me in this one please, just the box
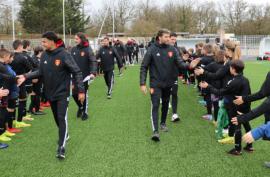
[194,67,204,76]
[199,81,208,88]
[231,117,239,125]
[0,87,9,97]
[17,75,26,86]
[231,112,243,125]
[234,96,244,105]
[190,58,201,68]
[243,132,255,144]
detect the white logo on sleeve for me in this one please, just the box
[157,53,160,56]
[227,79,234,85]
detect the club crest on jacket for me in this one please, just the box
[81,51,85,57]
[168,51,173,58]
[55,59,61,66]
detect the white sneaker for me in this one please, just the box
[223,129,228,135]
[172,114,180,122]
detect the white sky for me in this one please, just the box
[87,0,268,11]
[1,0,269,15]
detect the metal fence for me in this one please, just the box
[235,35,270,57]
[1,35,270,58]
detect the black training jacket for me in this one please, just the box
[25,46,84,101]
[31,55,40,71]
[126,43,134,54]
[198,55,214,68]
[96,46,123,72]
[71,43,97,79]
[243,72,270,103]
[10,52,33,75]
[204,61,224,89]
[22,51,36,68]
[140,42,189,88]
[203,60,233,89]
[207,74,251,113]
[114,43,126,57]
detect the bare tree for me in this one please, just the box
[116,0,136,32]
[0,5,12,34]
[195,2,219,34]
[219,0,249,34]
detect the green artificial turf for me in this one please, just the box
[0,61,270,177]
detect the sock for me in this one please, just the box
[7,111,14,129]
[18,101,26,122]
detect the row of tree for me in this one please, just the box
[1,0,270,36]
[87,0,270,37]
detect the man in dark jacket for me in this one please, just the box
[126,40,134,65]
[133,40,139,64]
[71,32,97,120]
[140,29,189,142]
[17,32,85,160]
[96,37,123,99]
[114,39,126,75]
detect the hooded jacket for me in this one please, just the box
[25,41,84,101]
[140,42,189,88]
[71,41,97,79]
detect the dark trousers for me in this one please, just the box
[29,82,42,112]
[225,102,238,137]
[0,107,7,135]
[50,98,69,148]
[29,95,41,112]
[225,102,252,150]
[235,122,252,151]
[150,87,172,132]
[7,99,17,129]
[204,94,212,115]
[171,81,178,114]
[264,111,270,124]
[128,52,133,64]
[73,82,89,115]
[213,101,219,121]
[134,52,139,63]
[18,84,27,122]
[104,70,114,95]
